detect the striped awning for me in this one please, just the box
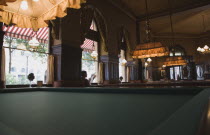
[81,38,94,52]
[2,25,49,44]
[80,21,96,52]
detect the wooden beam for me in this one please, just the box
[138,1,210,21]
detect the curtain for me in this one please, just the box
[1,47,5,82]
[81,6,94,41]
[94,10,108,52]
[98,62,104,84]
[47,55,54,84]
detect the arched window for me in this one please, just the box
[81,20,99,83]
[170,46,185,56]
[169,46,186,80]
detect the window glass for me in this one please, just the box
[119,50,126,82]
[3,31,48,85]
[81,42,98,83]
[81,20,99,83]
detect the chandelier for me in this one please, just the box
[132,0,169,60]
[91,51,98,59]
[197,45,210,53]
[163,0,187,67]
[29,36,39,49]
[121,59,127,66]
[132,42,169,59]
[197,15,210,54]
[164,56,187,66]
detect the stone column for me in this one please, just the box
[0,23,5,87]
[127,61,138,81]
[101,55,119,84]
[52,9,83,87]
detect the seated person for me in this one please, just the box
[81,71,90,87]
[89,73,96,83]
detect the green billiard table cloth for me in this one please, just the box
[0,87,209,135]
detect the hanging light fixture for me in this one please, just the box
[163,0,187,67]
[20,0,28,10]
[145,62,148,67]
[17,43,26,50]
[121,59,127,66]
[197,15,210,54]
[29,36,39,49]
[162,65,166,68]
[132,0,169,59]
[164,56,187,66]
[91,41,98,60]
[147,58,152,62]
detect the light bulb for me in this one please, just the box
[197,47,202,52]
[201,48,205,53]
[145,62,148,66]
[162,65,166,68]
[29,37,39,48]
[204,45,209,50]
[20,0,28,10]
[91,51,98,59]
[121,59,127,66]
[147,58,152,62]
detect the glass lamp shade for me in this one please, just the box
[204,45,209,50]
[132,42,169,59]
[29,37,39,48]
[121,59,127,66]
[164,56,187,67]
[200,48,205,53]
[197,47,202,52]
[17,43,26,50]
[91,51,98,59]
[162,65,166,68]
[147,58,152,62]
[20,0,28,10]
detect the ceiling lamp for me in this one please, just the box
[163,0,187,67]
[33,0,39,1]
[91,51,98,60]
[121,59,127,66]
[162,65,166,68]
[29,37,39,49]
[196,15,210,54]
[20,0,28,10]
[132,0,169,59]
[197,45,210,54]
[91,42,98,60]
[147,58,152,62]
[17,43,26,50]
[164,56,187,67]
[132,42,169,59]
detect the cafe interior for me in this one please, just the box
[0,0,210,87]
[1,1,210,135]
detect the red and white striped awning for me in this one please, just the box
[80,21,97,52]
[81,38,94,52]
[2,25,49,44]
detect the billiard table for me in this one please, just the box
[0,87,209,135]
